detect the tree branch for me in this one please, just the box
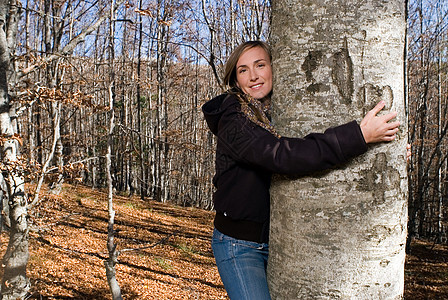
[18,0,126,79]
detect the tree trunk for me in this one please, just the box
[105,83,122,300]
[0,0,30,298]
[30,101,61,207]
[136,0,145,199]
[104,2,122,299]
[268,0,408,299]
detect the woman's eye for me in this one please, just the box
[239,69,247,74]
[257,63,265,68]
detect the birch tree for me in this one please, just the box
[104,1,122,298]
[0,0,30,298]
[268,0,408,298]
[0,1,125,298]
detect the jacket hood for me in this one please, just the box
[202,93,235,135]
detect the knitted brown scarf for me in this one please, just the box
[231,89,281,139]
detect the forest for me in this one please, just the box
[0,0,447,299]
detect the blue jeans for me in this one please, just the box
[212,228,271,300]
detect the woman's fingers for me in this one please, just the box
[385,127,399,135]
[383,135,396,141]
[370,100,386,116]
[382,111,398,121]
[407,144,412,162]
[363,101,385,121]
[385,121,400,130]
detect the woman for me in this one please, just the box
[202,41,400,300]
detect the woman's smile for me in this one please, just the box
[235,46,273,100]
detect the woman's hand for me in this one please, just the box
[360,101,400,144]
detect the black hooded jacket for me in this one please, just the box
[202,93,368,243]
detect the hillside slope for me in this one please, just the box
[0,184,446,299]
[1,184,226,299]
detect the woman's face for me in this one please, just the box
[235,46,273,100]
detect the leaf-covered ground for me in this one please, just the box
[0,184,446,299]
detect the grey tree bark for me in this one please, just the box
[0,0,30,298]
[268,0,408,299]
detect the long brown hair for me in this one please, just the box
[223,41,279,138]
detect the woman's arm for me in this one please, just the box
[216,99,400,176]
[217,109,367,175]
